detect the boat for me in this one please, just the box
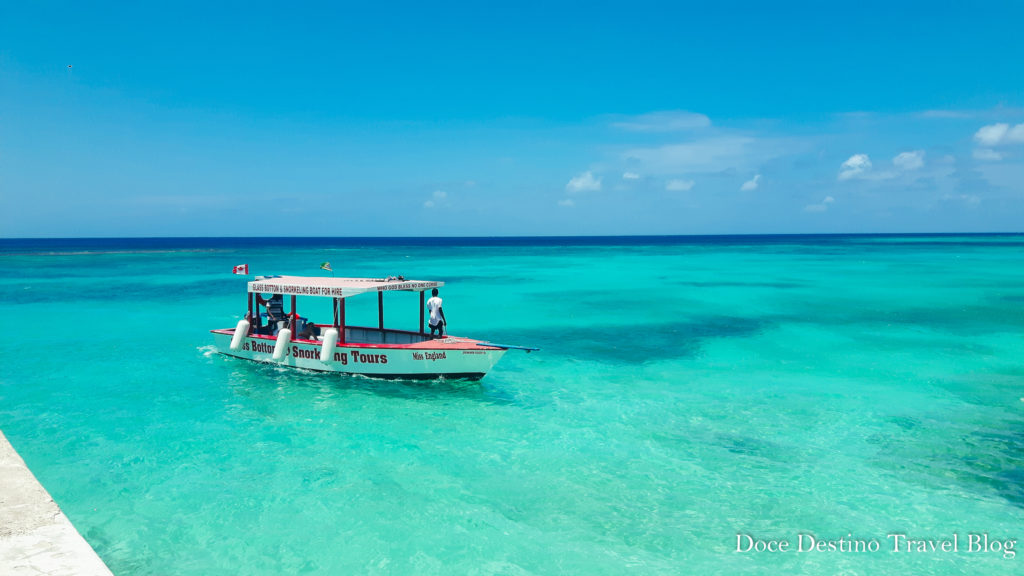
[211,275,534,380]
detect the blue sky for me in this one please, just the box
[2,1,1023,237]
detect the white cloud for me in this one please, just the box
[665,179,695,192]
[558,198,575,207]
[740,174,761,191]
[804,196,834,213]
[612,110,711,132]
[424,190,447,208]
[893,150,924,171]
[975,123,1024,147]
[943,194,981,206]
[919,109,974,119]
[838,152,924,181]
[566,171,601,193]
[973,148,1004,161]
[623,136,760,174]
[838,154,872,180]
[128,194,230,208]
[622,172,640,180]
[975,124,1008,147]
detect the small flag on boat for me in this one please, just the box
[320,262,332,272]
[232,264,249,275]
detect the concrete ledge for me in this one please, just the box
[1,431,113,576]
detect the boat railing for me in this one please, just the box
[344,326,431,345]
[234,323,433,345]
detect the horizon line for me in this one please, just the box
[3,231,1024,242]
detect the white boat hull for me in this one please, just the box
[211,330,506,380]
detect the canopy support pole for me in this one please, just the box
[338,298,346,344]
[419,290,425,334]
[246,292,255,334]
[290,295,297,341]
[378,292,384,331]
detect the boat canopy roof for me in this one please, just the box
[249,275,443,298]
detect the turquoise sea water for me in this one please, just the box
[1,235,1023,575]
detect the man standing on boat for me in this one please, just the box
[256,294,285,335]
[427,288,447,338]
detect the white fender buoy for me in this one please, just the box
[272,329,292,361]
[320,328,339,362]
[230,320,250,350]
